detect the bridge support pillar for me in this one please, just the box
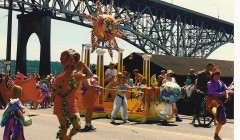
[16,12,51,77]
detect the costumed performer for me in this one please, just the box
[52,49,93,140]
[161,70,182,122]
[205,67,233,140]
[1,85,26,140]
[110,73,134,124]
[80,75,103,131]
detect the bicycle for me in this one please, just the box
[197,97,214,127]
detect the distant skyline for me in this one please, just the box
[0,0,234,65]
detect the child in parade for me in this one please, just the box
[1,85,26,140]
[205,67,233,140]
[52,49,93,140]
[80,75,103,131]
[110,73,134,124]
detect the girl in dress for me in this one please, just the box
[1,85,26,140]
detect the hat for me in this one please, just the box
[167,69,174,74]
[133,69,139,72]
[189,69,194,72]
[117,72,123,77]
[211,66,221,76]
[60,49,81,68]
[108,62,116,66]
[161,70,166,73]
[47,74,53,78]
[93,74,98,78]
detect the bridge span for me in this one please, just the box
[0,0,234,76]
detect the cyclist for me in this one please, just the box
[190,62,214,124]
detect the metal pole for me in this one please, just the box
[6,0,13,76]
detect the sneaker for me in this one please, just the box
[81,125,90,132]
[214,135,222,140]
[123,120,130,123]
[175,116,182,122]
[88,125,96,131]
[110,117,115,124]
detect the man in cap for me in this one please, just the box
[104,62,117,102]
[133,69,143,86]
[105,62,117,86]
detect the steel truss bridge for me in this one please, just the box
[0,0,234,58]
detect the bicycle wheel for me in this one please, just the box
[197,100,214,127]
[198,113,214,127]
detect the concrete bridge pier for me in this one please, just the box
[16,11,51,77]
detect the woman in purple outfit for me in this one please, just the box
[205,67,233,140]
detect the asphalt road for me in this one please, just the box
[0,108,234,140]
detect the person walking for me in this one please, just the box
[162,70,182,122]
[80,75,103,132]
[205,67,233,140]
[52,49,93,140]
[1,85,26,140]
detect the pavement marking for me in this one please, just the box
[31,111,233,140]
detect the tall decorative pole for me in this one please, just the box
[96,49,106,104]
[117,48,124,73]
[142,54,152,87]
[84,44,91,68]
[6,0,13,76]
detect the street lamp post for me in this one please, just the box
[6,0,13,76]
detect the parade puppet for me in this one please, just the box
[15,73,44,104]
[157,82,182,121]
[83,0,127,58]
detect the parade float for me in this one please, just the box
[78,0,181,123]
[78,44,181,123]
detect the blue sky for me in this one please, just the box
[0,0,234,65]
